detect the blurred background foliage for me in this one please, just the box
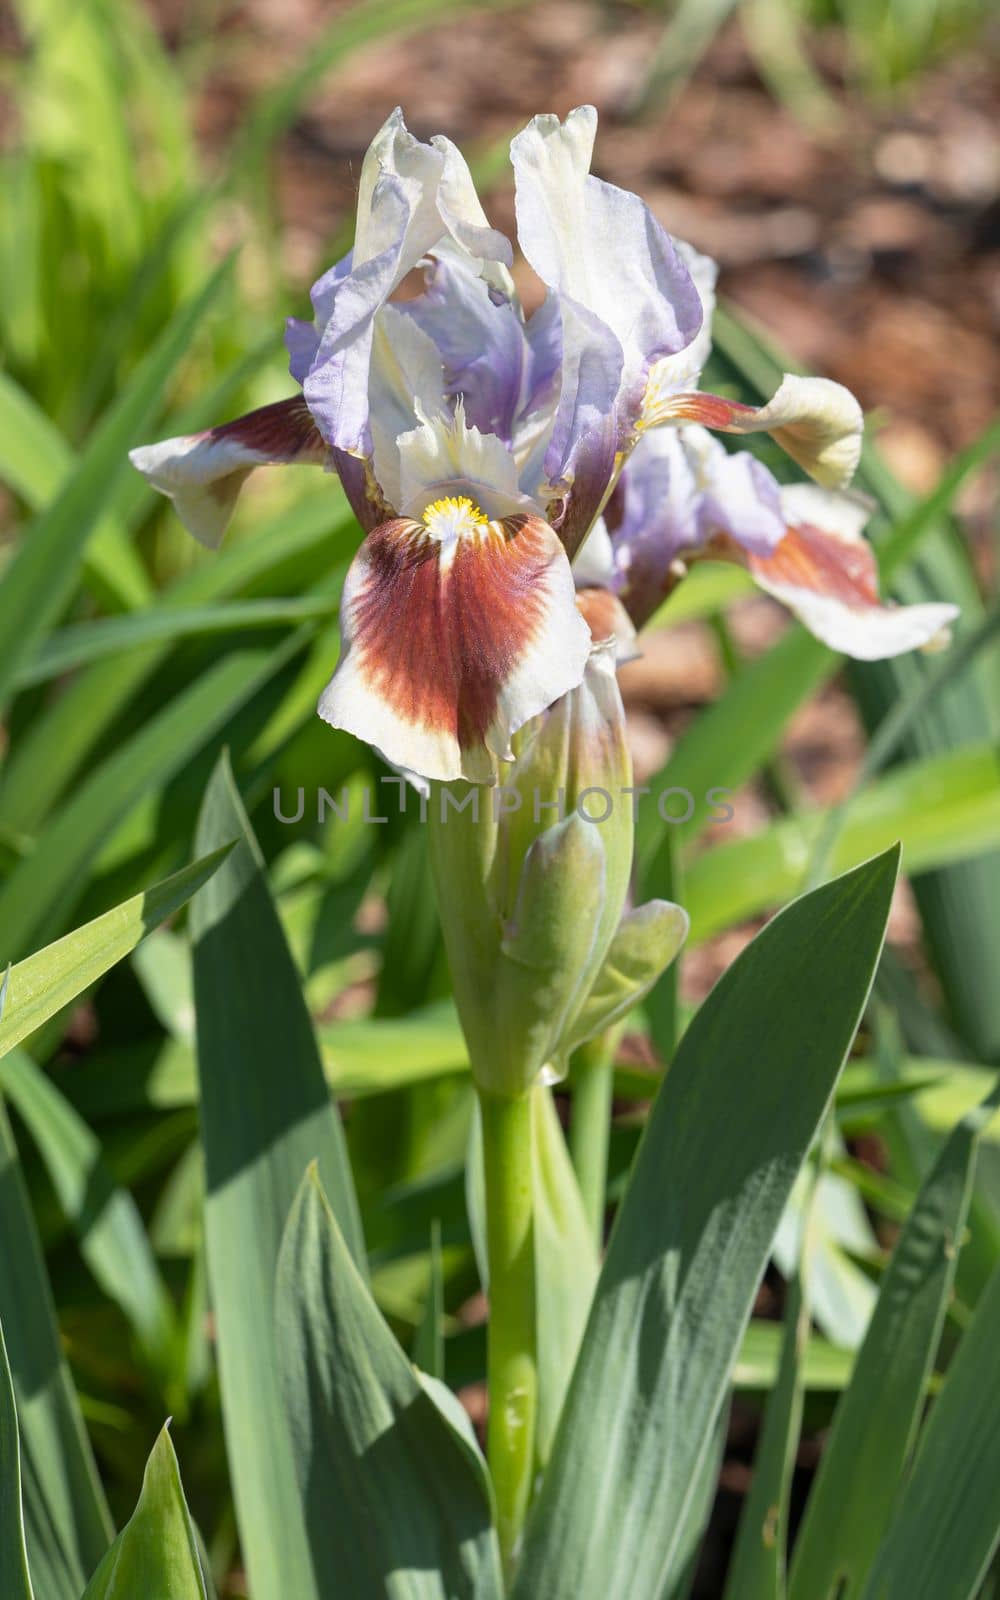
[0,0,997,1592]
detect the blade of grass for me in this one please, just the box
[723,1275,808,1600]
[0,847,231,1058]
[683,740,1000,943]
[0,1050,178,1384]
[859,1251,1000,1600]
[0,255,234,717]
[0,1318,35,1600]
[0,626,316,961]
[16,597,339,689]
[0,1102,113,1599]
[0,495,353,837]
[0,372,150,611]
[789,1085,996,1600]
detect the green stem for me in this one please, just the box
[479,1087,537,1579]
[570,1036,615,1244]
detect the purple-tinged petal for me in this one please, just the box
[319,507,590,784]
[641,241,718,404]
[285,313,323,386]
[511,106,702,422]
[331,447,390,535]
[597,428,698,626]
[367,304,449,511]
[401,248,528,443]
[545,401,620,562]
[294,109,512,461]
[590,426,786,625]
[129,396,327,547]
[689,431,786,554]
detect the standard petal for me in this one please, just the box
[295,109,512,458]
[401,248,531,445]
[642,240,718,404]
[367,304,449,509]
[318,512,591,784]
[748,485,959,659]
[511,106,702,415]
[128,396,328,546]
[510,105,702,553]
[645,373,864,490]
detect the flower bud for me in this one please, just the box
[427,639,636,1097]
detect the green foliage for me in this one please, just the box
[81,1428,210,1600]
[189,753,363,1600]
[0,1322,34,1600]
[511,847,898,1599]
[275,1167,503,1599]
[0,2,997,1594]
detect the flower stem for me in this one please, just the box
[570,1035,615,1245]
[479,1087,537,1579]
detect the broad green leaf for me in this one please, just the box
[683,741,1000,943]
[0,1319,34,1600]
[0,1103,113,1600]
[664,1402,730,1600]
[789,1091,991,1600]
[512,847,899,1600]
[860,1254,1000,1600]
[724,1275,807,1600]
[275,1167,503,1600]
[533,1086,600,1466]
[190,753,363,1600]
[0,256,233,715]
[0,1051,177,1379]
[0,847,231,1059]
[81,1427,207,1600]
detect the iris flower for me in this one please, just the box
[131,106,957,782]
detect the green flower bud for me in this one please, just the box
[559,898,690,1064]
[427,642,636,1097]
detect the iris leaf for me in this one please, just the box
[512,846,899,1600]
[190,752,363,1600]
